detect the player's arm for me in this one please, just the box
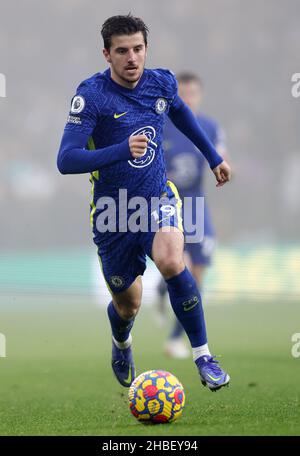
[57,132,148,174]
[168,96,231,186]
[57,88,131,174]
[57,130,132,174]
[57,88,148,175]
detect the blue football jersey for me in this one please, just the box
[163,114,225,197]
[64,68,178,212]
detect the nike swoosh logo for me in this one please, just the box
[124,367,133,385]
[182,297,199,312]
[183,302,198,312]
[114,112,128,119]
[207,373,223,382]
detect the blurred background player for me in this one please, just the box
[156,72,229,359]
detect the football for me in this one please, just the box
[128,370,185,423]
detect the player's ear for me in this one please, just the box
[103,48,112,63]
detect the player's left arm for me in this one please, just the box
[168,96,231,187]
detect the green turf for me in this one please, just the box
[0,296,299,435]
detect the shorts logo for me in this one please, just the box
[110,276,125,288]
[155,98,168,114]
[71,95,85,114]
[128,126,157,169]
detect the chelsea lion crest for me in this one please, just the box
[155,98,168,114]
[110,276,125,288]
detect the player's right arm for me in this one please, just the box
[57,130,132,174]
[57,86,148,174]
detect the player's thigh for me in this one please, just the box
[151,180,184,272]
[152,227,185,278]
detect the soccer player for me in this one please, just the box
[57,14,231,391]
[157,72,229,359]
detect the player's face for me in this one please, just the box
[103,32,147,89]
[178,81,203,112]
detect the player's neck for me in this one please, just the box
[109,68,143,90]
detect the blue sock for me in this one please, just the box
[107,301,134,343]
[170,319,184,339]
[166,267,207,348]
[169,283,203,340]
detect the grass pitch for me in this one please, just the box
[0,296,299,436]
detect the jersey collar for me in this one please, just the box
[104,68,148,94]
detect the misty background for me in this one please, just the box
[0,0,299,300]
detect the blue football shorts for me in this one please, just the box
[93,180,183,294]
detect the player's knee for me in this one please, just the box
[114,297,141,320]
[119,305,139,320]
[156,257,185,280]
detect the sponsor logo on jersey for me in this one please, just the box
[128,126,157,169]
[155,98,168,114]
[110,276,125,288]
[70,95,85,114]
[67,115,82,125]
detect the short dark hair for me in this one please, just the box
[176,72,203,87]
[101,14,149,50]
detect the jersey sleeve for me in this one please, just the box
[152,68,178,101]
[64,82,98,136]
[57,79,132,175]
[163,69,178,100]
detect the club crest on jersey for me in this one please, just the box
[129,126,157,169]
[155,98,168,114]
[70,95,85,114]
[110,276,125,288]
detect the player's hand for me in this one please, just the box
[129,134,149,158]
[212,160,231,187]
